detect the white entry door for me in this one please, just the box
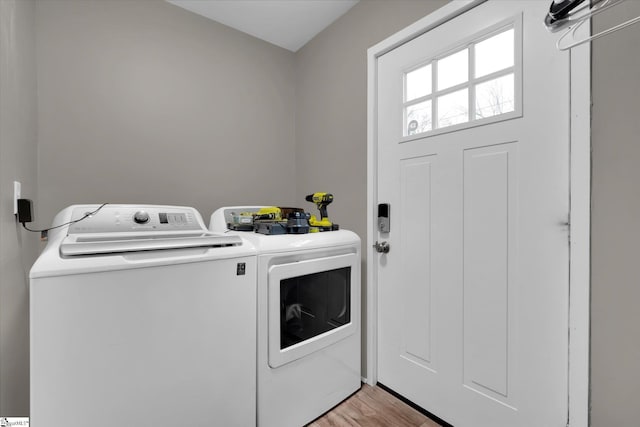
[376,2,570,426]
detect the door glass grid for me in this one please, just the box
[475,74,515,119]
[437,49,469,91]
[406,64,432,102]
[403,25,517,137]
[438,88,469,128]
[407,100,432,135]
[475,28,514,78]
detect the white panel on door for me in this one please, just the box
[463,142,518,404]
[400,156,435,367]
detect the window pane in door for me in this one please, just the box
[280,267,351,350]
[437,88,469,128]
[406,100,432,135]
[475,74,515,119]
[437,49,468,91]
[475,28,514,78]
[406,64,432,101]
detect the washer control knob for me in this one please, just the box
[133,210,150,224]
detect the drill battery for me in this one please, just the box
[254,221,288,235]
[228,212,255,231]
[286,212,310,234]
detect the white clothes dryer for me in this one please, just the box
[210,207,361,427]
[30,205,257,427]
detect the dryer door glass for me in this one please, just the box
[280,267,351,349]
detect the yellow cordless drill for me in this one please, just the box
[305,193,335,230]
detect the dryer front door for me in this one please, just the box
[267,253,358,368]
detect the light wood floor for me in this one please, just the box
[307,384,442,427]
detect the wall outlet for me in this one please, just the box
[13,181,21,215]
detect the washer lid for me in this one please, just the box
[60,205,241,256]
[60,232,242,256]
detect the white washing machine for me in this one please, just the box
[210,207,361,427]
[30,204,257,427]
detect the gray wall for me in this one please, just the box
[294,0,447,377]
[0,0,39,415]
[590,1,640,425]
[36,0,297,226]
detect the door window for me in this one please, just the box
[404,22,520,138]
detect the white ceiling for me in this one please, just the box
[168,0,360,52]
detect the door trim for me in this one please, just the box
[365,2,591,426]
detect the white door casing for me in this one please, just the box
[366,1,590,426]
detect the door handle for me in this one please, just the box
[373,241,390,254]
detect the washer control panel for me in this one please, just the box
[68,205,202,234]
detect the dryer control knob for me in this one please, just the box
[133,211,150,224]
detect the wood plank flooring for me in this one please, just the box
[307,384,442,427]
